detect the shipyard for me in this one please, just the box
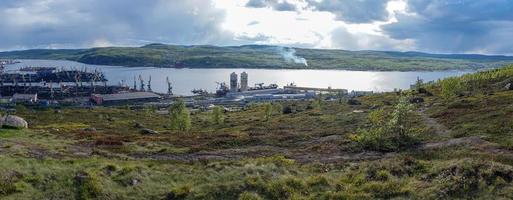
[0,60,374,110]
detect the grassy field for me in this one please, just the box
[4,66,513,199]
[2,44,513,71]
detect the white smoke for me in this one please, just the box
[276,47,308,66]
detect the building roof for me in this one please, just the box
[98,92,161,101]
[12,93,37,100]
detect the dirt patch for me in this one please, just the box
[420,136,513,158]
[418,108,451,137]
[421,136,487,150]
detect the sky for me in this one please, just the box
[0,0,512,55]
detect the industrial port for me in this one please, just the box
[0,60,374,109]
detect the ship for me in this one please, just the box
[191,88,208,95]
[19,67,57,72]
[0,69,107,83]
[248,83,278,91]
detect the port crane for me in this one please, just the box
[166,76,173,95]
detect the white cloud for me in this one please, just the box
[0,0,512,54]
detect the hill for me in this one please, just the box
[4,66,513,198]
[1,43,513,70]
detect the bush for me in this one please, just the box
[355,97,419,151]
[440,77,464,100]
[282,105,294,114]
[429,159,513,199]
[211,106,224,125]
[263,103,273,122]
[169,100,191,131]
[238,191,263,200]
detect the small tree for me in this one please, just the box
[440,77,463,101]
[316,93,323,108]
[145,105,157,115]
[414,76,424,92]
[169,100,191,131]
[355,96,418,151]
[337,91,344,104]
[264,103,273,122]
[274,103,283,116]
[211,106,224,125]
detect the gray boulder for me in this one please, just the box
[2,115,28,129]
[140,128,159,135]
[82,127,97,132]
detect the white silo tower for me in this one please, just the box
[240,72,248,91]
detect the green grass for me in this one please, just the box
[5,65,513,198]
[1,155,513,199]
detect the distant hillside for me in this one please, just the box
[1,43,513,71]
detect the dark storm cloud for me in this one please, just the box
[245,0,298,11]
[306,0,390,23]
[382,0,513,54]
[0,0,236,50]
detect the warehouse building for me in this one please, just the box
[11,93,38,104]
[90,92,161,105]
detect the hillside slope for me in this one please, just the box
[4,66,513,198]
[1,44,513,70]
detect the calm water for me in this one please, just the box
[6,59,472,95]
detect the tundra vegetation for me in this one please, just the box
[3,65,513,199]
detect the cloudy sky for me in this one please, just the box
[1,0,512,54]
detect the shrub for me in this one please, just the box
[169,100,191,131]
[429,159,513,199]
[211,106,224,125]
[440,77,463,100]
[282,105,294,114]
[263,103,273,122]
[238,191,263,200]
[75,171,103,200]
[355,96,419,151]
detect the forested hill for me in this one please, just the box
[1,43,513,71]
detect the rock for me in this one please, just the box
[140,128,159,135]
[133,122,144,128]
[2,115,28,129]
[369,105,380,110]
[282,106,294,114]
[129,179,141,186]
[505,83,513,90]
[409,97,425,104]
[82,127,97,132]
[347,99,361,105]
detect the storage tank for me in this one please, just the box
[230,72,238,92]
[240,72,248,91]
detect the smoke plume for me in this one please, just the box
[276,47,308,66]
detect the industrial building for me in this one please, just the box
[244,93,316,101]
[90,92,161,105]
[11,93,38,103]
[350,90,374,97]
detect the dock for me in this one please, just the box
[284,86,348,94]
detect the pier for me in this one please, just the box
[284,85,348,94]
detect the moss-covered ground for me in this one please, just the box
[4,66,513,199]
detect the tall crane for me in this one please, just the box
[138,75,145,92]
[166,76,173,95]
[133,76,137,91]
[147,75,152,92]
